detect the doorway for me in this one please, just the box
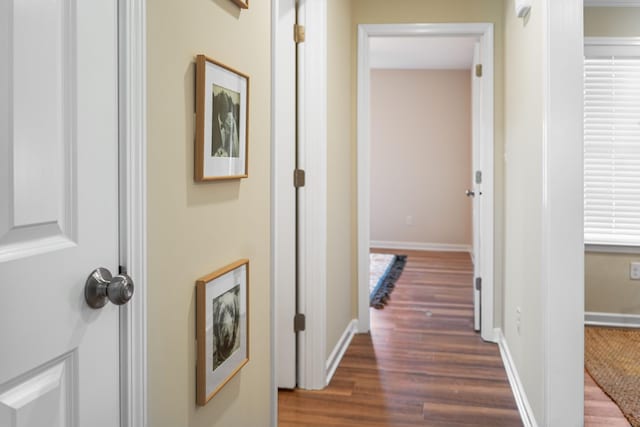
[356,23,496,342]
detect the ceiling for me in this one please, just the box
[369,36,478,70]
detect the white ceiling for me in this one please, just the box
[369,36,478,70]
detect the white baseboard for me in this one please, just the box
[325,319,358,386]
[497,330,538,427]
[370,240,472,253]
[585,311,640,328]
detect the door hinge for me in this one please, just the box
[475,277,482,291]
[293,169,306,188]
[475,170,482,184]
[294,24,306,43]
[475,64,483,78]
[294,313,306,332]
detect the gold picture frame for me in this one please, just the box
[195,55,249,181]
[196,259,250,405]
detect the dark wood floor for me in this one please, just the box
[279,250,522,426]
[278,250,630,426]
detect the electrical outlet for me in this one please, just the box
[630,262,640,280]
[405,215,413,226]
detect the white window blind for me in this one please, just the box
[584,51,640,246]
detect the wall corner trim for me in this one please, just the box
[325,319,358,386]
[497,330,539,427]
[119,0,148,425]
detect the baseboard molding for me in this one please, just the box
[325,319,358,386]
[585,311,640,328]
[497,330,538,427]
[370,240,472,253]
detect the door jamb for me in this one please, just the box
[356,23,495,342]
[295,0,328,390]
[118,0,148,425]
[540,0,584,423]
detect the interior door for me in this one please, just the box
[0,1,121,426]
[274,0,297,389]
[471,42,482,332]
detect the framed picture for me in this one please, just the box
[196,259,249,405]
[231,0,249,8]
[195,55,249,181]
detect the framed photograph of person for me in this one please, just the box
[196,259,249,405]
[195,55,249,181]
[231,0,249,8]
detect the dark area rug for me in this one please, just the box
[585,326,640,426]
[369,253,407,309]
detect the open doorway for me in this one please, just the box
[367,37,476,323]
[582,6,640,425]
[356,23,495,342]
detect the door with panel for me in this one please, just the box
[0,1,123,426]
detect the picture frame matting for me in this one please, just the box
[195,54,250,181]
[196,259,250,405]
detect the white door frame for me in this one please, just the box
[272,0,297,391]
[357,23,495,342]
[540,0,584,423]
[271,0,328,393]
[295,0,328,390]
[119,0,148,425]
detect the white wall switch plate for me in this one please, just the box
[630,262,640,280]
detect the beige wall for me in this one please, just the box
[326,0,355,359]
[586,253,640,315]
[584,7,640,37]
[370,69,472,247]
[147,1,271,426]
[503,0,544,420]
[350,0,505,323]
[584,7,640,316]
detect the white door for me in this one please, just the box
[0,1,121,426]
[274,0,298,389]
[471,42,482,332]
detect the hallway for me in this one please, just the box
[279,250,522,426]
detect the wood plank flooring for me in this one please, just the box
[279,250,522,426]
[585,370,629,426]
[278,249,631,426]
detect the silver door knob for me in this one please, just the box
[465,189,475,197]
[84,267,134,309]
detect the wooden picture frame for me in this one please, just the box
[196,259,250,405]
[231,0,249,8]
[195,55,249,181]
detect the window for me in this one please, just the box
[584,39,640,247]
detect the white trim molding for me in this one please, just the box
[357,23,495,343]
[272,0,297,392]
[118,0,147,425]
[325,320,358,386]
[585,312,640,328]
[584,0,640,6]
[497,331,538,427]
[585,244,640,254]
[296,0,328,391]
[370,240,472,254]
[541,0,584,424]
